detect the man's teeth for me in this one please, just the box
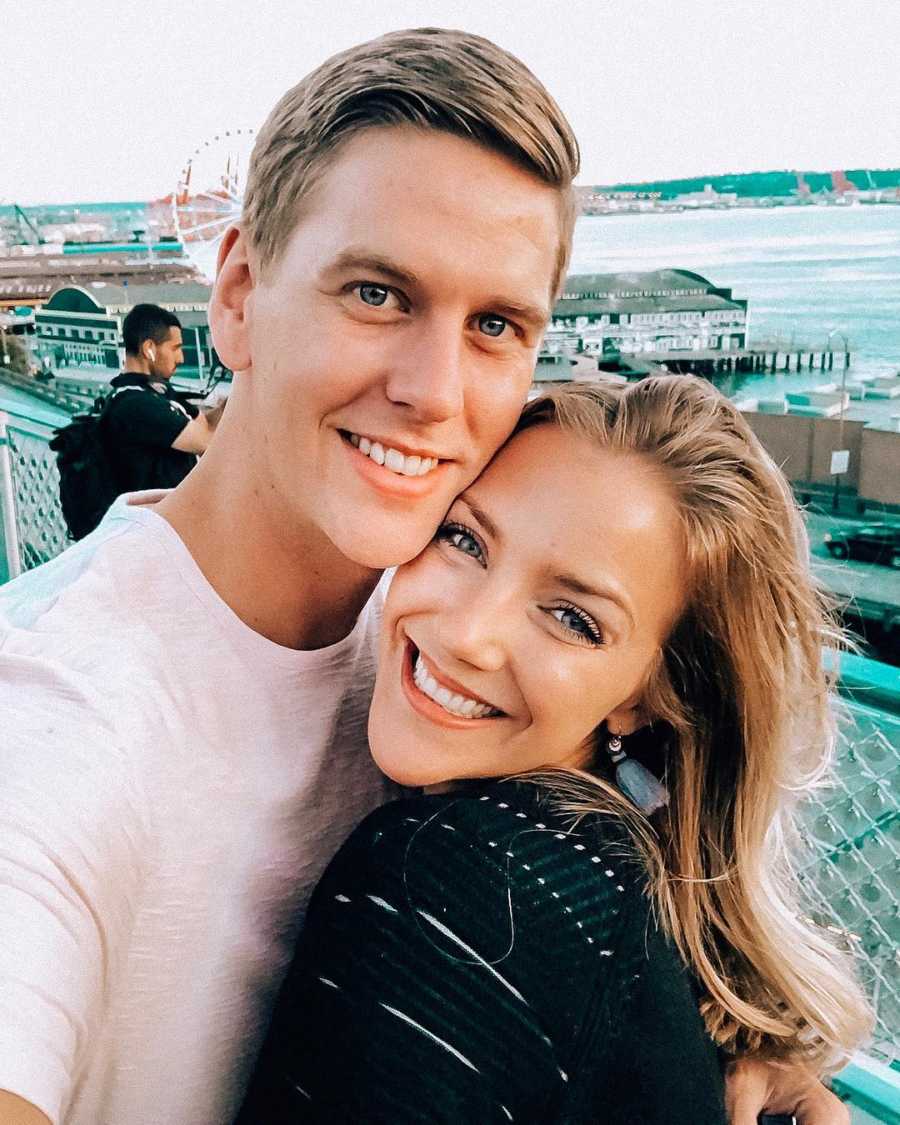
[413,654,498,719]
[348,433,438,476]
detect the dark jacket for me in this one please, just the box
[239,780,727,1124]
[103,373,198,493]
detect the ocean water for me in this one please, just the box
[7,200,899,401]
[570,205,900,399]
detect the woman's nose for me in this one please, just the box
[435,586,510,672]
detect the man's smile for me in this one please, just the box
[343,430,442,477]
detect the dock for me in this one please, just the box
[644,342,851,377]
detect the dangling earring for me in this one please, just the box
[606,730,669,815]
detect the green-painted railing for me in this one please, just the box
[835,1055,900,1123]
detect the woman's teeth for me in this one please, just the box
[348,432,438,477]
[413,653,498,719]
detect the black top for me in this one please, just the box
[103,373,198,493]
[238,780,727,1124]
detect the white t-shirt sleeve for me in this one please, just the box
[0,669,149,1124]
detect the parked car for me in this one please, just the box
[823,523,900,567]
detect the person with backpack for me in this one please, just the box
[105,303,222,492]
[50,304,222,540]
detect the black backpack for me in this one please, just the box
[49,388,138,541]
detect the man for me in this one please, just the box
[105,303,221,493]
[0,29,846,1125]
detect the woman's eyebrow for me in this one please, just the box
[456,494,500,542]
[553,572,635,628]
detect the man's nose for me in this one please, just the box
[385,317,465,423]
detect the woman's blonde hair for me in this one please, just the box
[518,375,871,1069]
[243,28,580,293]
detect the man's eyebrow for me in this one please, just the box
[326,250,420,288]
[554,572,634,627]
[486,299,551,331]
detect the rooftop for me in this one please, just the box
[555,269,745,316]
[556,293,745,317]
[39,281,211,314]
[560,268,732,297]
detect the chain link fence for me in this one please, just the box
[0,394,898,1075]
[799,700,900,1066]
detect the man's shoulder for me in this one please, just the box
[109,373,151,389]
[105,377,190,427]
[106,374,157,404]
[0,507,196,697]
[1,509,154,630]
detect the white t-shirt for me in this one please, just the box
[0,494,392,1124]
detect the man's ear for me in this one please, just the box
[208,224,254,373]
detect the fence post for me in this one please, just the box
[0,412,22,580]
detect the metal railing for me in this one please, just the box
[0,392,898,1090]
[0,408,70,579]
[0,365,87,413]
[798,688,900,1067]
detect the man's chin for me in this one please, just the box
[331,524,435,572]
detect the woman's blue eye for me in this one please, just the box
[358,284,390,306]
[478,314,508,338]
[437,523,484,561]
[549,605,603,646]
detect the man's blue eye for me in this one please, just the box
[478,314,508,338]
[359,284,389,306]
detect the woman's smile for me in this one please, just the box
[400,640,507,729]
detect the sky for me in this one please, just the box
[4,0,900,205]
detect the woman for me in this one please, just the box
[239,376,871,1123]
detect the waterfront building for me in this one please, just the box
[551,269,748,357]
[0,253,197,310]
[33,281,216,376]
[672,183,738,208]
[540,325,583,357]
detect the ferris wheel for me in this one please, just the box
[172,128,256,282]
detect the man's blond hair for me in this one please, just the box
[242,28,580,293]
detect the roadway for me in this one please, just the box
[806,509,900,613]
[805,509,900,665]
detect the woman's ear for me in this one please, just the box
[605,697,650,737]
[208,224,253,373]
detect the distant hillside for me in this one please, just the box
[578,168,900,199]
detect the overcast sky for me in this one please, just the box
[5,0,899,204]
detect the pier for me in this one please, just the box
[645,342,851,378]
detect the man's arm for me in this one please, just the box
[726,1058,849,1125]
[0,673,148,1123]
[105,390,222,456]
[170,401,224,455]
[0,1090,51,1125]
